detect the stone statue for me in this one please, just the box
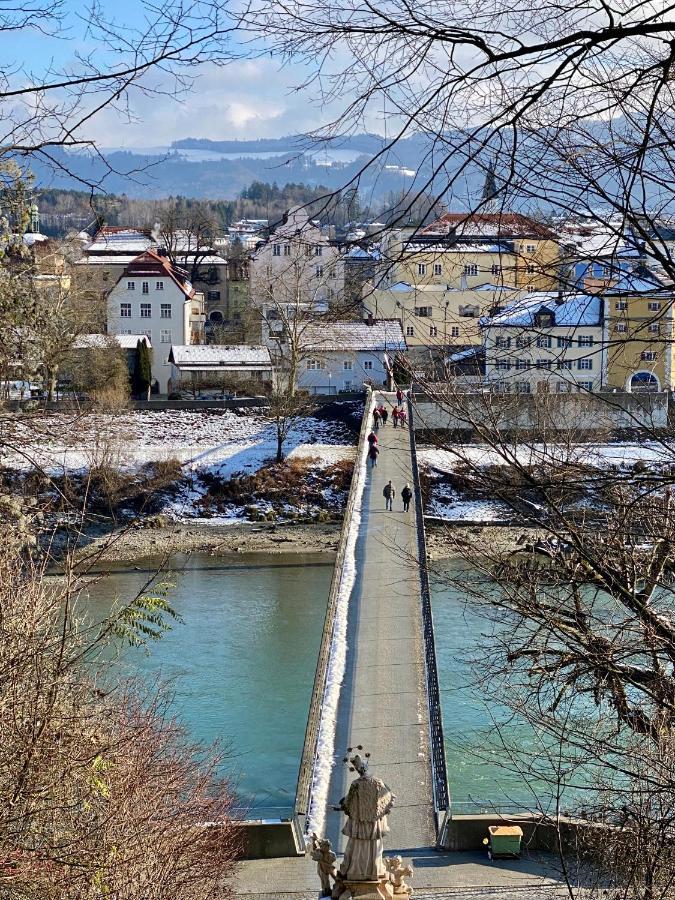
[310,833,337,897]
[336,752,395,883]
[384,857,414,896]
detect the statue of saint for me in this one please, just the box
[336,753,395,882]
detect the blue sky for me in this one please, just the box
[1,0,351,149]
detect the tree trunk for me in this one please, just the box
[276,430,283,462]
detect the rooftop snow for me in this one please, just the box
[481,291,602,327]
[300,319,407,352]
[169,345,272,368]
[74,333,151,349]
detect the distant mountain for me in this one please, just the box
[172,133,388,155]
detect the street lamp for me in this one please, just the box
[328,371,332,396]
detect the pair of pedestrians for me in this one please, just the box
[383,481,413,512]
[367,430,380,467]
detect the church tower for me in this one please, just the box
[481,161,499,213]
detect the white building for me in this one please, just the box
[106,250,205,393]
[168,345,273,393]
[298,319,407,394]
[482,291,605,394]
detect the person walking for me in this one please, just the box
[373,407,381,429]
[367,431,378,448]
[398,408,407,429]
[381,406,389,426]
[396,387,403,406]
[391,406,400,428]
[401,483,413,512]
[383,480,395,511]
[368,443,380,468]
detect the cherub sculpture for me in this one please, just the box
[384,857,413,896]
[310,832,337,897]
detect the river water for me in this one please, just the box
[79,551,548,818]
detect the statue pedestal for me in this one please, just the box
[333,878,394,900]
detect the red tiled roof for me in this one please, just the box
[421,212,557,240]
[120,250,194,299]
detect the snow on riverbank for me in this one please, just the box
[420,440,675,475]
[2,409,355,476]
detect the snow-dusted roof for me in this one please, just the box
[606,267,669,294]
[482,291,602,328]
[405,241,512,254]
[300,319,407,352]
[169,345,272,370]
[422,212,556,239]
[73,333,151,349]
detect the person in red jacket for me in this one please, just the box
[368,443,380,468]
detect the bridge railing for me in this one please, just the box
[294,388,373,827]
[407,393,451,829]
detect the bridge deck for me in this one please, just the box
[322,391,436,854]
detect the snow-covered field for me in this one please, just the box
[2,409,355,477]
[420,440,675,475]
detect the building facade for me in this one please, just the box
[106,250,205,393]
[482,292,605,394]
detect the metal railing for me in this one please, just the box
[293,388,373,824]
[407,394,451,823]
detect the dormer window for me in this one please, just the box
[534,308,555,327]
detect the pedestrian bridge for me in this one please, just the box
[293,390,449,855]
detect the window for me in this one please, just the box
[516,359,530,370]
[406,326,414,337]
[429,325,438,337]
[649,323,660,334]
[327,288,336,301]
[536,335,552,348]
[526,264,536,274]
[557,336,572,348]
[160,304,172,319]
[616,300,628,310]
[127,281,135,291]
[433,263,442,276]
[496,381,510,393]
[577,358,593,370]
[579,381,594,391]
[578,335,594,347]
[140,303,151,318]
[516,336,531,349]
[615,322,627,333]
[192,307,200,315]
[450,326,460,338]
[491,264,502,276]
[648,301,661,311]
[207,290,221,302]
[306,358,325,370]
[160,329,172,344]
[142,281,149,294]
[143,329,152,340]
[525,244,536,253]
[464,264,478,277]
[314,246,323,257]
[265,264,273,278]
[273,244,281,256]
[557,382,571,393]
[516,381,531,394]
[536,359,552,369]
[284,244,292,256]
[641,351,658,361]
[120,303,131,318]
[557,360,573,370]
[495,359,511,370]
[417,263,427,276]
[496,336,511,349]
[343,360,353,370]
[414,306,431,317]
[315,265,324,278]
[155,281,164,291]
[364,360,373,371]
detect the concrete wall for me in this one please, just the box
[413,390,669,433]
[236,819,305,859]
[441,813,585,853]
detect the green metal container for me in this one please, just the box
[487,825,523,858]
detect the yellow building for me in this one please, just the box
[380,213,561,294]
[364,282,524,348]
[604,268,675,392]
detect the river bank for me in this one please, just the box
[72,517,537,565]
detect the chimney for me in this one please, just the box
[156,247,168,258]
[366,313,375,326]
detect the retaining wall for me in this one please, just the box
[413,391,669,433]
